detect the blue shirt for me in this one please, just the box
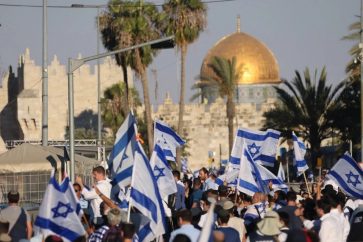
[175,182,186,210]
[217,226,241,242]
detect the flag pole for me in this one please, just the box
[302,171,311,197]
[286,162,290,189]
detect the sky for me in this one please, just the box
[0,0,359,106]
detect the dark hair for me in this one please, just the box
[73,183,81,191]
[7,191,19,203]
[173,170,181,180]
[92,166,106,175]
[121,223,135,239]
[302,198,318,220]
[193,177,202,186]
[316,198,331,214]
[217,209,230,224]
[173,234,191,242]
[177,209,193,222]
[278,211,289,226]
[218,185,228,197]
[276,190,287,201]
[199,167,209,175]
[45,235,64,242]
[286,191,297,202]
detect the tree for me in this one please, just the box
[342,20,360,79]
[162,0,207,164]
[99,0,165,154]
[195,56,241,155]
[263,67,345,167]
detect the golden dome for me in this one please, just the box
[201,32,281,85]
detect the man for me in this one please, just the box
[173,170,186,211]
[244,192,266,234]
[0,191,32,241]
[76,166,112,227]
[216,209,241,242]
[169,209,201,242]
[190,178,203,208]
[277,191,303,230]
[316,197,342,242]
[223,200,246,241]
[199,167,213,191]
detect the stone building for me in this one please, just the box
[0,48,128,146]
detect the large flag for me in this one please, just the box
[34,172,85,241]
[154,120,185,161]
[149,144,177,198]
[215,169,239,187]
[326,152,363,199]
[237,148,264,196]
[230,128,280,167]
[130,143,166,241]
[292,132,309,177]
[108,112,137,188]
[277,162,286,182]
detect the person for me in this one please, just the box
[277,211,289,242]
[190,178,203,208]
[169,209,201,242]
[216,209,241,242]
[243,192,266,234]
[0,191,32,241]
[223,200,246,242]
[277,191,303,230]
[76,166,112,227]
[247,211,282,242]
[316,197,342,242]
[173,170,186,211]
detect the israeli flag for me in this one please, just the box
[34,172,85,242]
[292,132,309,177]
[230,128,280,167]
[278,162,286,182]
[256,162,288,193]
[150,144,177,198]
[237,148,264,196]
[130,143,166,241]
[327,152,363,199]
[215,169,239,187]
[154,120,185,161]
[108,112,137,188]
[181,157,188,173]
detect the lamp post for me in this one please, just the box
[68,35,175,182]
[71,4,105,161]
[42,0,48,146]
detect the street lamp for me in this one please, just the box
[71,4,106,161]
[67,35,175,182]
[42,0,48,146]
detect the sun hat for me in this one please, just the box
[256,211,282,236]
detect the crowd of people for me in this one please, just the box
[0,165,362,242]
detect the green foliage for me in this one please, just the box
[342,20,360,78]
[162,0,207,48]
[263,67,345,151]
[101,82,141,138]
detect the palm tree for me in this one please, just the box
[195,56,241,155]
[263,67,345,165]
[162,0,207,164]
[342,21,360,79]
[99,0,164,154]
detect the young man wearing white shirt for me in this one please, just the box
[76,166,112,227]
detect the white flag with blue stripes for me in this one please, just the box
[292,132,309,177]
[327,152,363,199]
[237,148,264,196]
[154,120,185,161]
[130,143,166,242]
[215,169,239,187]
[256,162,288,193]
[230,128,280,167]
[150,144,177,198]
[198,199,216,242]
[108,112,137,188]
[34,172,85,242]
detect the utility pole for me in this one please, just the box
[42,0,48,146]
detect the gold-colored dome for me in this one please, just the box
[201,32,280,85]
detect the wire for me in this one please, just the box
[0,0,235,9]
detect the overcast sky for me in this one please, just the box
[0,0,359,105]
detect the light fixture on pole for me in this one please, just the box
[67,35,175,182]
[71,3,105,161]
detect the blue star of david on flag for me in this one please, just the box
[248,142,261,158]
[346,171,361,187]
[51,201,74,218]
[153,166,165,181]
